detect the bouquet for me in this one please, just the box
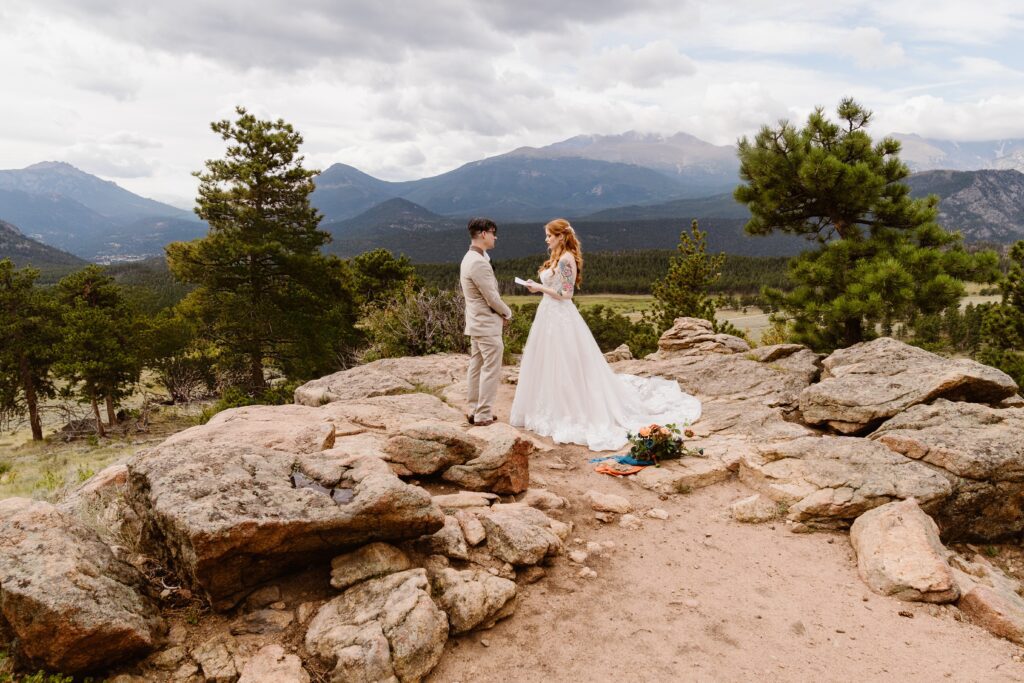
[625,423,703,466]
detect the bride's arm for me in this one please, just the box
[531,256,575,300]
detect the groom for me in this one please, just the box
[461,217,512,426]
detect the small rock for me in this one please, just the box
[149,646,189,670]
[619,514,643,530]
[518,566,546,584]
[578,567,598,579]
[231,608,294,635]
[730,494,779,524]
[330,542,412,590]
[585,541,603,555]
[238,644,310,683]
[601,541,615,549]
[790,523,812,534]
[568,550,588,564]
[480,638,491,647]
[433,491,500,510]
[521,488,569,511]
[455,509,487,546]
[192,635,239,683]
[595,512,613,523]
[244,584,281,610]
[586,490,633,514]
[645,508,669,520]
[898,610,915,618]
[170,662,200,681]
[296,601,318,624]
[167,623,188,645]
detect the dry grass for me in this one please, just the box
[0,403,207,502]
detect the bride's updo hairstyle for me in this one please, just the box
[540,218,584,287]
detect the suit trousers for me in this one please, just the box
[466,335,503,421]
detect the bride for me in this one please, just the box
[509,219,702,451]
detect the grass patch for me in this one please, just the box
[0,405,202,502]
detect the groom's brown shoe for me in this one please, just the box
[466,414,475,425]
[473,417,498,427]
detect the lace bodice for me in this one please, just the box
[540,254,576,299]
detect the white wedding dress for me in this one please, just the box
[509,254,702,451]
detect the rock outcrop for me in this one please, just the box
[128,442,443,609]
[646,317,751,359]
[799,337,1018,434]
[871,399,1024,540]
[739,436,952,526]
[849,499,959,603]
[295,354,468,405]
[0,498,164,673]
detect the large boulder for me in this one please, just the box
[0,498,164,673]
[799,337,1018,434]
[305,569,448,683]
[477,504,564,566]
[318,393,466,431]
[430,567,517,634]
[295,354,468,406]
[871,399,1024,540]
[849,499,959,603]
[383,421,481,476]
[442,423,531,494]
[128,442,443,610]
[739,436,952,526]
[615,344,821,414]
[646,317,750,359]
[164,403,337,453]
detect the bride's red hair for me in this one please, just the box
[540,218,583,287]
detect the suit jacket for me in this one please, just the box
[461,248,512,337]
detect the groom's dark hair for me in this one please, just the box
[468,217,497,238]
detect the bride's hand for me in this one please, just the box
[525,280,541,293]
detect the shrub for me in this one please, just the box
[579,305,658,357]
[360,283,469,361]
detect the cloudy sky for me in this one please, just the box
[2,0,1023,207]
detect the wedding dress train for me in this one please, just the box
[509,255,701,451]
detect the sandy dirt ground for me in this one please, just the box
[428,381,1024,683]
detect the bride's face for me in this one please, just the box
[544,230,561,251]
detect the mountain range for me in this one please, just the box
[0,162,203,261]
[892,135,1024,174]
[0,219,87,271]
[4,131,1024,267]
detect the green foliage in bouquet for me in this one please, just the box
[625,423,703,466]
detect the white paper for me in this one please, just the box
[514,277,533,287]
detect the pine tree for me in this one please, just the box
[54,265,140,437]
[978,241,1024,386]
[167,107,358,391]
[736,98,999,350]
[0,259,60,440]
[650,219,738,335]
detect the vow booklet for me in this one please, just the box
[514,277,533,287]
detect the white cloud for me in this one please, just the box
[0,0,1022,202]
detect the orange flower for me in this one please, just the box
[639,426,651,437]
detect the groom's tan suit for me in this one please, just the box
[461,246,512,422]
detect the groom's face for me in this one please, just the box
[482,228,497,250]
